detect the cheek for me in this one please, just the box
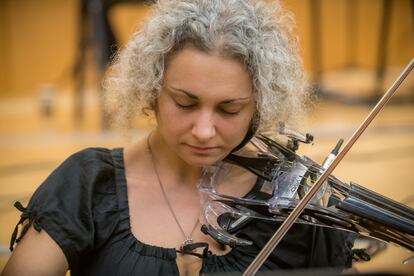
[157,101,192,134]
[216,114,253,143]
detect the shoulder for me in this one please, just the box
[48,147,116,182]
[19,147,123,267]
[59,147,114,169]
[30,147,120,205]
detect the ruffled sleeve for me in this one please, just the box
[10,148,118,269]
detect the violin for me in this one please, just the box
[199,133,414,250]
[198,58,414,275]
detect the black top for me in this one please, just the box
[10,148,355,275]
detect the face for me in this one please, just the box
[155,46,255,167]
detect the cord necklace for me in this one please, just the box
[147,134,200,252]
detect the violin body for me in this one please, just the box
[198,133,414,254]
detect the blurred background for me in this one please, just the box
[0,0,413,274]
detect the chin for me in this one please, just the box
[183,154,225,167]
[178,144,231,167]
[186,158,218,167]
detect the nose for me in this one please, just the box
[191,111,216,143]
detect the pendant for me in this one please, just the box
[180,238,194,252]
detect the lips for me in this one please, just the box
[186,144,218,153]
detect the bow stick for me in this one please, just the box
[243,58,414,276]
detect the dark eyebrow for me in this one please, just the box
[170,87,199,100]
[169,86,251,104]
[220,98,251,104]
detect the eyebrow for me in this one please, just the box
[169,86,251,104]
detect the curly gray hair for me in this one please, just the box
[105,0,309,132]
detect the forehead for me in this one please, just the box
[163,46,253,101]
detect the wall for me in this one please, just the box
[0,1,11,94]
[0,0,78,97]
[0,0,413,96]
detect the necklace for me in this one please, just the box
[146,134,200,252]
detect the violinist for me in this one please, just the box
[2,0,355,275]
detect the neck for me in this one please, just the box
[148,130,202,188]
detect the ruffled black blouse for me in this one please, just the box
[10,148,355,275]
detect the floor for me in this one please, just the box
[0,69,413,274]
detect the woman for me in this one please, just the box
[3,0,354,275]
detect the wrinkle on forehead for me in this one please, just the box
[162,46,254,104]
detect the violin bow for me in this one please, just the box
[243,58,414,276]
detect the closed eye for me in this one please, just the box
[175,101,196,109]
[219,108,241,115]
[218,102,246,116]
